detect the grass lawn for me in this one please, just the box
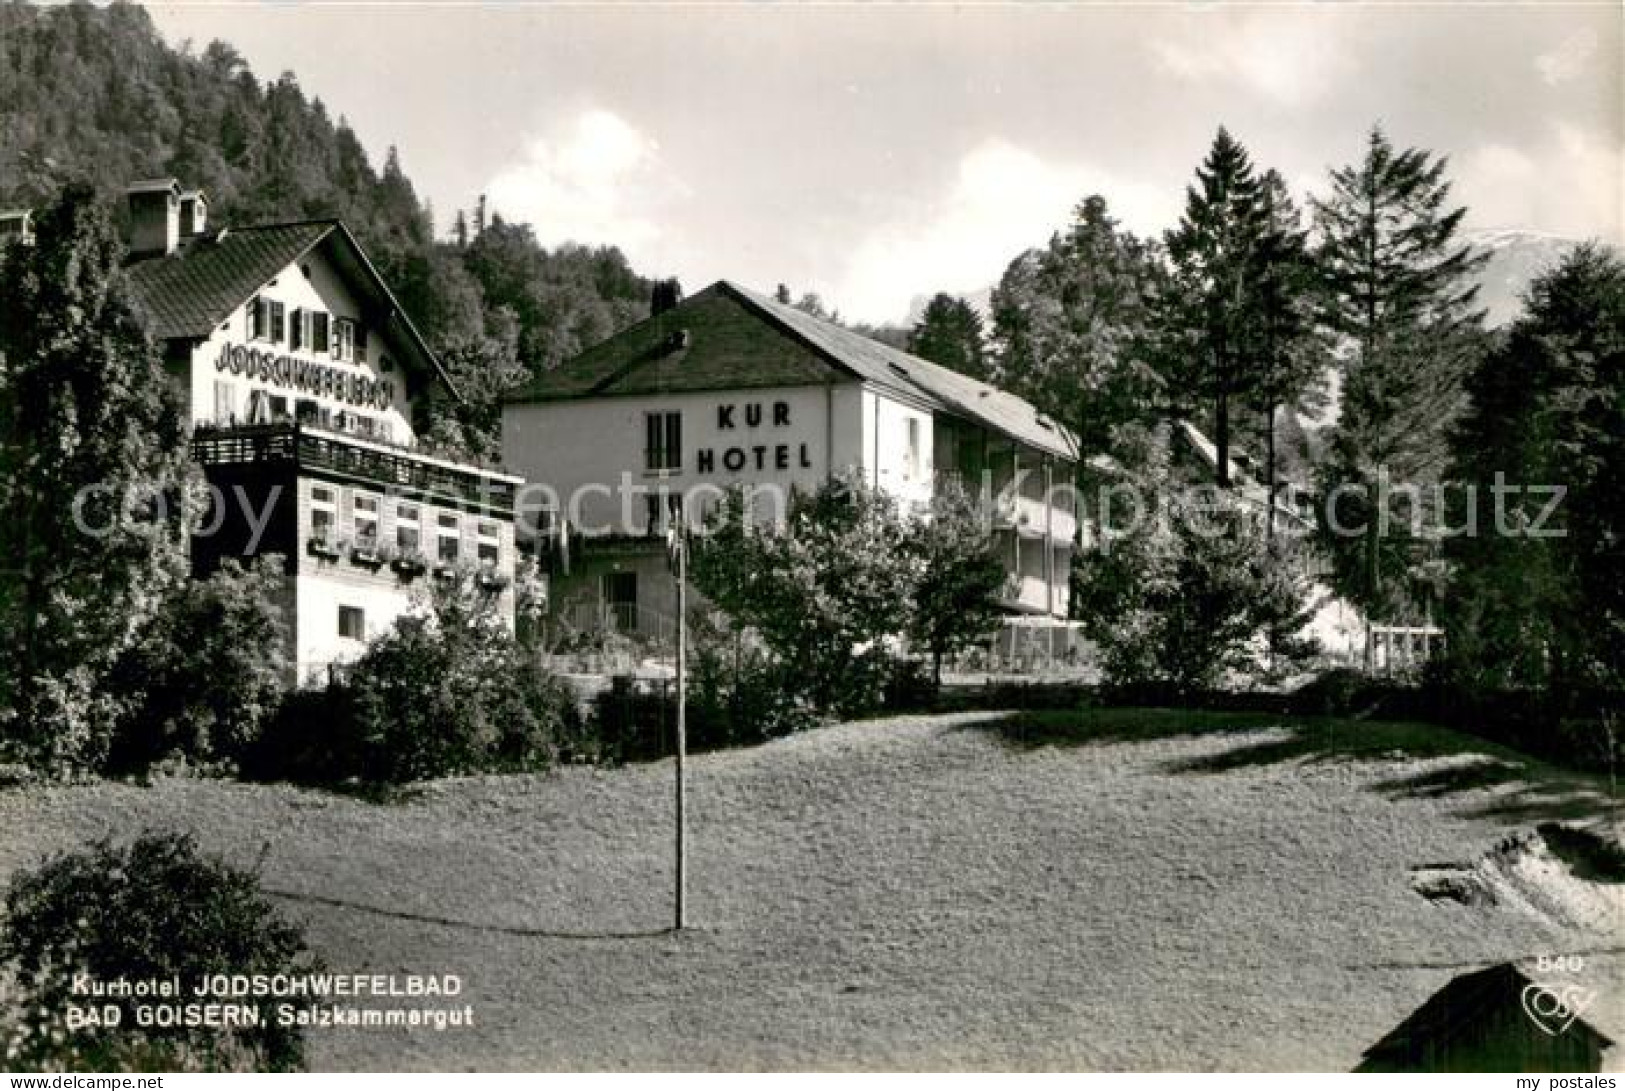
[1,709,1620,1071]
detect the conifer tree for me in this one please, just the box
[1162,128,1269,487]
[907,293,988,381]
[1311,127,1487,616]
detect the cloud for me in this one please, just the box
[1456,123,1624,244]
[824,140,1176,325]
[1148,11,1353,104]
[1535,30,1598,86]
[484,109,684,259]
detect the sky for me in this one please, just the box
[143,2,1623,325]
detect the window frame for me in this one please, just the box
[338,605,366,641]
[644,410,682,472]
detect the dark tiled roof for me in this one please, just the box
[123,221,334,341]
[510,280,1078,461]
[507,284,840,400]
[729,281,1076,460]
[1361,963,1613,1064]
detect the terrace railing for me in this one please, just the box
[192,422,519,513]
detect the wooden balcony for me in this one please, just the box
[191,422,521,514]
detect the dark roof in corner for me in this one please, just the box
[1361,962,1613,1064]
[508,279,1077,461]
[123,219,459,401]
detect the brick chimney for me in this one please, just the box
[127,178,182,256]
[178,189,208,238]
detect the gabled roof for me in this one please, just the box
[1361,962,1613,1065]
[509,279,1077,461]
[123,219,458,401]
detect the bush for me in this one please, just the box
[106,558,290,775]
[1075,483,1316,694]
[0,832,316,1071]
[247,577,579,785]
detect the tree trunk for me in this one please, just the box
[1215,390,1231,488]
[1265,402,1278,540]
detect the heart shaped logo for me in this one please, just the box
[1521,981,1595,1036]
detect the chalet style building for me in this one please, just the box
[122,179,521,683]
[502,280,1079,653]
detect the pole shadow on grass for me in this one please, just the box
[266,887,678,940]
[966,708,1621,829]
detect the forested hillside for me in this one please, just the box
[0,0,656,456]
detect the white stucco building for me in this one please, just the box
[123,179,521,683]
[502,280,1078,646]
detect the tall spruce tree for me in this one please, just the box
[1311,127,1487,617]
[0,184,192,769]
[1162,128,1269,487]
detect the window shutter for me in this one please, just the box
[249,296,265,340]
[313,312,330,354]
[667,412,681,468]
[355,323,369,363]
[290,308,305,351]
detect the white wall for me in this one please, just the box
[183,252,417,442]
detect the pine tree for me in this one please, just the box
[907,293,988,380]
[1162,128,1273,487]
[1311,127,1487,617]
[0,184,193,769]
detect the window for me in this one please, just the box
[249,296,268,341]
[476,521,500,565]
[268,395,289,421]
[213,381,236,424]
[355,324,369,363]
[338,605,365,641]
[270,301,286,343]
[311,485,337,541]
[311,312,331,354]
[644,411,682,471]
[395,502,420,555]
[437,513,460,564]
[334,318,355,362]
[290,308,305,351]
[352,494,379,549]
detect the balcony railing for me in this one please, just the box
[192,422,519,513]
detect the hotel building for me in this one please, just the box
[502,280,1079,647]
[122,179,521,683]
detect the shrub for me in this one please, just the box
[0,832,316,1071]
[1075,483,1317,694]
[106,558,290,775]
[247,576,578,785]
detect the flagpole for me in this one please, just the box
[673,517,687,931]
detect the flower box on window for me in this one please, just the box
[390,550,428,579]
[349,537,385,568]
[307,534,344,560]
